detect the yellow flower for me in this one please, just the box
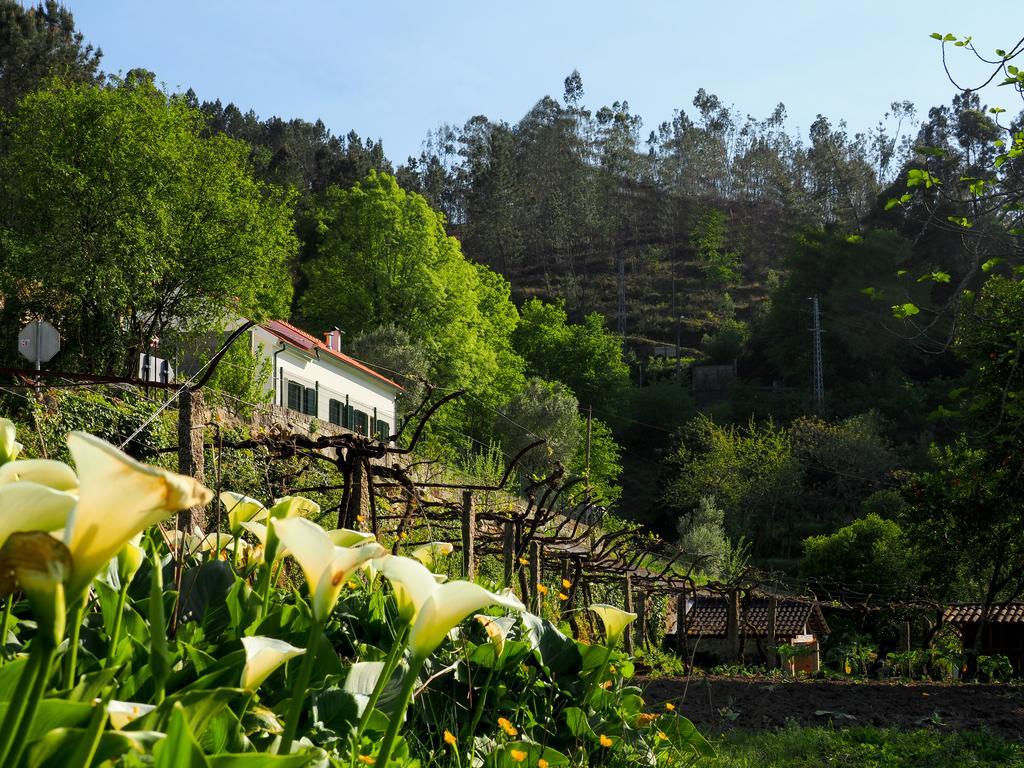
[561,578,572,589]
[498,717,518,736]
[657,730,668,741]
[444,729,457,746]
[609,664,617,674]
[665,702,676,712]
[518,556,529,565]
[599,734,613,748]
[538,760,549,768]
[347,580,358,589]
[536,583,549,596]
[356,514,366,524]
[358,756,374,765]
[399,530,408,540]
[637,713,658,727]
[599,680,612,690]
[510,749,527,762]
[557,592,569,601]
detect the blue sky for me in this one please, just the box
[63,1,1010,163]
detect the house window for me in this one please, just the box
[302,387,317,416]
[375,420,391,441]
[286,382,302,411]
[328,399,343,426]
[352,409,369,436]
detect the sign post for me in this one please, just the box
[18,320,61,371]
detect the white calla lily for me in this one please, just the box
[379,555,525,658]
[220,492,267,534]
[0,418,22,464]
[0,459,78,490]
[474,614,514,657]
[588,603,637,646]
[0,482,76,548]
[268,496,319,520]
[106,700,156,730]
[63,432,212,597]
[116,533,146,585]
[240,636,306,690]
[410,541,454,569]
[328,528,376,547]
[273,517,386,622]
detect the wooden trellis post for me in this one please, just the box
[726,590,741,661]
[636,591,649,651]
[624,574,635,655]
[529,540,542,612]
[502,520,514,587]
[675,592,689,656]
[461,490,476,580]
[176,387,207,532]
[766,596,778,668]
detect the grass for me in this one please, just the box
[700,726,1024,768]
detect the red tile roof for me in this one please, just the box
[685,598,831,639]
[944,604,1024,624]
[262,320,404,392]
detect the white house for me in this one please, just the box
[252,320,403,440]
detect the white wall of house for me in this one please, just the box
[251,326,399,439]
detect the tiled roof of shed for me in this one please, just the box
[263,320,404,392]
[943,603,1024,624]
[685,598,830,639]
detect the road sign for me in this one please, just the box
[18,320,61,369]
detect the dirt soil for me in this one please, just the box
[640,675,1024,741]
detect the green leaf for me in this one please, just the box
[485,742,569,768]
[845,234,862,244]
[665,715,716,758]
[0,656,31,702]
[892,303,920,319]
[0,699,93,743]
[918,270,951,283]
[208,755,315,768]
[564,706,596,739]
[26,729,162,768]
[154,703,210,768]
[930,32,943,40]
[520,612,582,679]
[982,258,1002,273]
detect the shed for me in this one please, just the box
[683,596,830,672]
[943,603,1024,674]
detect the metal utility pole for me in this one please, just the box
[810,295,824,414]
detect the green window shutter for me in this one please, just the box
[329,399,341,425]
[376,421,390,441]
[353,410,368,435]
[303,387,317,416]
[287,382,302,411]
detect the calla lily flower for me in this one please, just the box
[589,603,637,646]
[0,419,21,465]
[379,555,525,658]
[328,528,376,547]
[274,517,386,622]
[63,432,212,598]
[220,492,267,535]
[268,496,319,520]
[474,614,515,657]
[0,482,76,548]
[240,636,306,690]
[0,458,78,491]
[410,541,454,569]
[116,533,145,585]
[106,700,156,730]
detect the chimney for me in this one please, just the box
[324,328,342,351]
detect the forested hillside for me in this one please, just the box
[2,2,1023,642]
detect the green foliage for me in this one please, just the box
[201,338,273,417]
[493,377,581,478]
[801,514,918,591]
[690,209,741,286]
[513,298,630,413]
[702,318,748,364]
[300,171,521,402]
[0,75,296,376]
[349,323,431,417]
[571,416,622,506]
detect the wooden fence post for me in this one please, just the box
[902,620,912,653]
[624,574,635,655]
[675,593,689,656]
[177,387,207,532]
[529,540,542,613]
[766,596,778,668]
[502,520,514,587]
[726,590,740,661]
[636,591,648,651]
[461,490,475,580]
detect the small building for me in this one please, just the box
[943,603,1024,675]
[682,596,830,672]
[252,320,403,440]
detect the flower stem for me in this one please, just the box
[0,595,13,662]
[585,644,615,706]
[462,665,494,757]
[104,580,130,668]
[354,622,408,743]
[277,621,322,755]
[374,655,425,768]
[3,641,55,768]
[62,598,85,689]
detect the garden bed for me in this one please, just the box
[640,675,1024,741]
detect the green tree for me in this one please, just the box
[299,171,522,402]
[513,298,629,413]
[801,513,918,592]
[0,74,297,375]
[571,415,622,506]
[493,377,581,479]
[0,0,102,114]
[689,208,741,286]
